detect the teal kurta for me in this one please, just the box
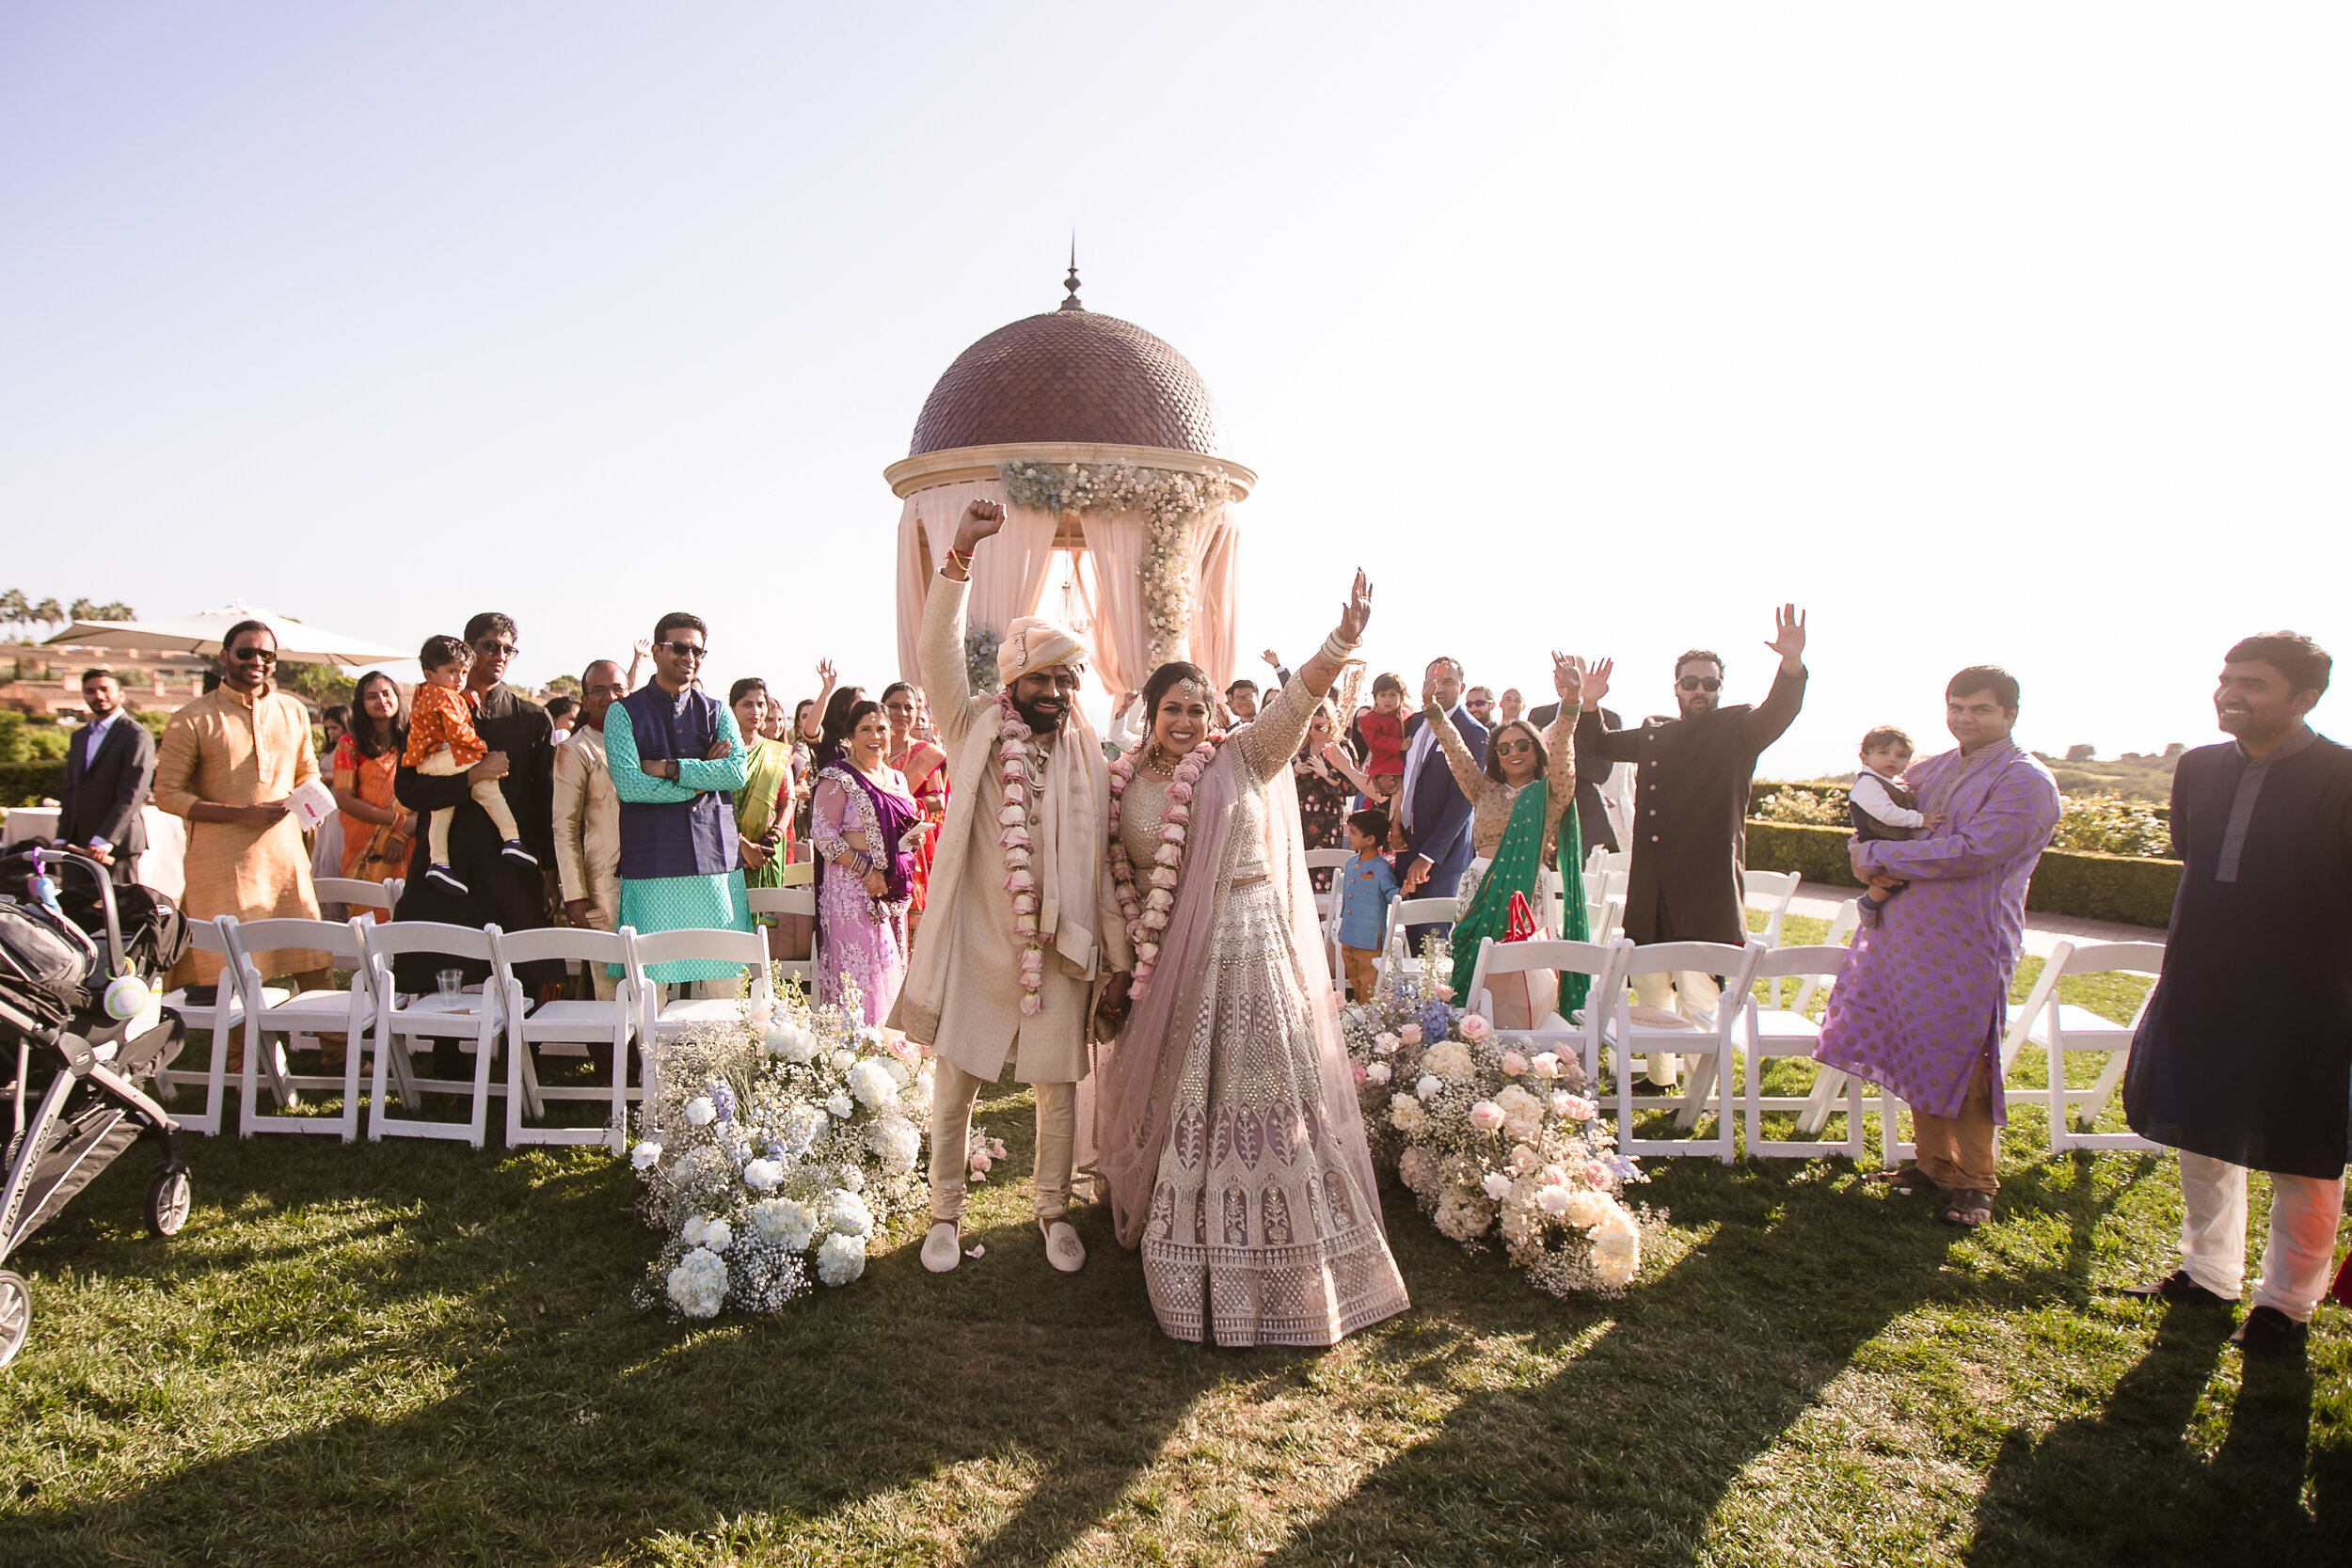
[604,697,753,980]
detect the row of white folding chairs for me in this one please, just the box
[158,913,805,1148]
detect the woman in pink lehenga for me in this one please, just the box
[809,696,919,1025]
[1092,571,1408,1348]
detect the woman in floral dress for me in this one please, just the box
[1290,701,1355,894]
[1093,570,1409,1348]
[810,696,918,1025]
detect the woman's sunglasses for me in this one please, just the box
[1493,738,1534,755]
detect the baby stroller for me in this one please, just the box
[0,847,194,1369]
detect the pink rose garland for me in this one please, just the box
[993,694,1047,1015]
[1106,729,1224,1000]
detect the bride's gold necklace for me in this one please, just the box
[1144,747,1179,777]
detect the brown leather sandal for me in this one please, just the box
[1938,1190,1993,1227]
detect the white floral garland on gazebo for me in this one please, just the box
[998,461,1233,668]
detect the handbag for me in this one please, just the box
[1486,891,1560,1030]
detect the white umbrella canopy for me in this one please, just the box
[42,602,410,670]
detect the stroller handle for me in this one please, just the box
[3,847,127,980]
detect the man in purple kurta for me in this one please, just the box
[1814,667,2060,1222]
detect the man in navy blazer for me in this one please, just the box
[56,668,156,885]
[1397,657,1486,944]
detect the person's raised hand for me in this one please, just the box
[469,751,511,784]
[1767,604,1808,671]
[1551,650,1587,703]
[1578,657,1613,707]
[953,499,1007,555]
[1113,688,1140,717]
[1337,569,1373,645]
[1261,648,1281,670]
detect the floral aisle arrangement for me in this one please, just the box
[628,982,933,1319]
[996,461,1233,667]
[1342,957,1654,1296]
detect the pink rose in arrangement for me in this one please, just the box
[1350,1062,1367,1086]
[1166,782,1195,804]
[1530,1052,1563,1080]
[1398,1023,1423,1047]
[1582,1161,1612,1187]
[1460,1014,1493,1043]
[1470,1101,1506,1132]
[1436,984,1455,1002]
[1499,1051,1529,1078]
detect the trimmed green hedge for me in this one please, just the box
[1742,819,2182,928]
[0,760,67,810]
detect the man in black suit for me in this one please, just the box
[56,667,156,885]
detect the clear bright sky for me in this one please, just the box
[4,4,2344,775]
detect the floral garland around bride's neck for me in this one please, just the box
[1106,729,1227,1000]
[993,694,1047,1016]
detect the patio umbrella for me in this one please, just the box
[42,601,410,670]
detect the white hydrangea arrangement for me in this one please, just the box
[1343,944,1652,1296]
[629,979,934,1319]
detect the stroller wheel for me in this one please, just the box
[0,1272,28,1370]
[145,1168,192,1238]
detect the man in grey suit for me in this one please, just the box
[56,668,156,885]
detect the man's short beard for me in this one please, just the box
[1012,691,1070,733]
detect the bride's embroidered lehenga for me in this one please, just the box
[1095,673,1409,1347]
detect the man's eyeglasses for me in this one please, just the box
[227,646,278,665]
[660,641,707,660]
[1677,676,1722,693]
[1493,738,1534,755]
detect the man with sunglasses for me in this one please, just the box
[1577,605,1809,1085]
[153,619,332,991]
[392,611,562,998]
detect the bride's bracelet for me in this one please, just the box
[1319,629,1359,663]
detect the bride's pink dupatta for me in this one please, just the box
[1092,741,1388,1252]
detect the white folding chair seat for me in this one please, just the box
[1742,869,1803,949]
[2001,939,2164,1154]
[363,921,511,1148]
[157,917,287,1135]
[628,927,775,1104]
[1380,896,1459,983]
[1465,936,1629,1085]
[491,927,639,1149]
[744,884,818,991]
[218,915,376,1143]
[1601,940,1765,1162]
[1738,943,1867,1159]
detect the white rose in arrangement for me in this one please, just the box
[825,1092,854,1119]
[684,1096,717,1127]
[1481,1172,1513,1201]
[701,1218,735,1253]
[1364,1061,1391,1085]
[630,1140,663,1171]
[680,1213,710,1246]
[1564,1189,1608,1228]
[749,1196,818,1251]
[855,1026,890,1051]
[766,1022,819,1064]
[1390,1095,1428,1133]
[1529,1052,1564,1080]
[1415,1074,1443,1101]
[1536,1184,1573,1218]
[816,1231,867,1288]
[822,1188,874,1239]
[742,1158,785,1192]
[666,1247,729,1318]
[866,1117,921,1172]
[847,1058,900,1110]
[1420,1040,1473,1081]
[827,1049,858,1072]
[1373,1032,1401,1056]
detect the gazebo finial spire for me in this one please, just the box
[1059,234,1085,312]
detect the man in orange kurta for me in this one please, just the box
[154,620,331,988]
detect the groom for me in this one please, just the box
[892,499,1133,1276]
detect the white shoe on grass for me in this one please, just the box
[921,1220,961,1274]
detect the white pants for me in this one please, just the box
[929,1057,1076,1224]
[2177,1149,2345,1323]
[1631,969,1720,1084]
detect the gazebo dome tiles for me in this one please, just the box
[909,309,1232,460]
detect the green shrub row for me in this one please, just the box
[1743,819,2182,929]
[0,759,68,811]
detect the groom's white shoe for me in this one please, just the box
[1041,1217,1086,1274]
[921,1220,961,1274]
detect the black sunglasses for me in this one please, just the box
[228,646,278,664]
[1493,738,1534,754]
[1677,676,1722,692]
[660,641,707,659]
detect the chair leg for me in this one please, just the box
[2048,1033,2069,1154]
[2079,1051,2130,1133]
[367,1016,393,1141]
[468,1020,497,1149]
[505,1020,527,1148]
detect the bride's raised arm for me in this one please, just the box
[1234,570,1373,784]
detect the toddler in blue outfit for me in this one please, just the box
[1335,808,1401,1002]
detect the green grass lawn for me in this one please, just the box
[2,924,2344,1566]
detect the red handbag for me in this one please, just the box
[1487,891,1559,1028]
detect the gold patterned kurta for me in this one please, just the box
[550,726,621,931]
[1128,674,1411,1347]
[154,682,327,984]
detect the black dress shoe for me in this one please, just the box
[2233,1305,2309,1360]
[2122,1269,2235,1307]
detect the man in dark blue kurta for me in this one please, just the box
[2123,632,2350,1361]
[604,612,751,985]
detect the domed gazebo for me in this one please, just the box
[885,262,1255,697]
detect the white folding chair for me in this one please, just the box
[1788,900,1867,1136]
[1602,940,1765,1162]
[1380,896,1459,983]
[491,927,639,1149]
[744,884,818,992]
[1738,943,1866,1160]
[1583,847,1629,881]
[362,921,511,1148]
[1465,935,1629,1086]
[157,917,288,1135]
[1742,869,1803,949]
[218,915,376,1143]
[1304,847,1350,922]
[2001,939,2165,1154]
[628,927,775,1105]
[312,877,402,919]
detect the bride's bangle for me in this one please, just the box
[1319,629,1358,662]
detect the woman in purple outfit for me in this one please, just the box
[809,695,920,1024]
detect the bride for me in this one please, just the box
[1091,570,1409,1347]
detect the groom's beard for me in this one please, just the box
[1013,692,1070,734]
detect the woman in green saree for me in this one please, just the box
[729,677,797,911]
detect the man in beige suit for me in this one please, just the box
[552,660,626,1000]
[892,499,1132,1276]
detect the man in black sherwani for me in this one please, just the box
[1576,606,1808,1085]
[2124,631,2349,1362]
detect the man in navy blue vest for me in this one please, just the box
[1398,656,1486,950]
[605,612,752,990]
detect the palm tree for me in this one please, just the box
[68,597,95,621]
[31,598,61,630]
[94,601,135,621]
[0,590,26,641]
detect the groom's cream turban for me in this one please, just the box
[998,616,1089,685]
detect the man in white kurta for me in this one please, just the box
[889,500,1131,1275]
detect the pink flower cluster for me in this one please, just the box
[1106,732,1223,1000]
[994,694,1046,1016]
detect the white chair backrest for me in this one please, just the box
[1751,942,1851,1015]
[2058,941,2167,988]
[223,914,372,972]
[1824,898,1862,948]
[745,886,817,919]
[312,878,397,913]
[1303,848,1351,871]
[777,860,815,888]
[493,925,633,973]
[1381,896,1459,969]
[1584,847,1630,880]
[1742,869,1803,946]
[359,919,500,969]
[628,927,773,1006]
